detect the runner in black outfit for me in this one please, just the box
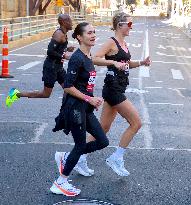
[83,12,151,176]
[6,14,74,107]
[50,22,127,196]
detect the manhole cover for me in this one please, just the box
[54,199,116,205]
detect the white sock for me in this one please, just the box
[57,175,68,184]
[111,147,126,159]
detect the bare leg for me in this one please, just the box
[87,101,117,142]
[114,99,142,148]
[17,86,53,98]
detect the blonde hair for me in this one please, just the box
[112,12,131,31]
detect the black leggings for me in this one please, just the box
[63,112,109,176]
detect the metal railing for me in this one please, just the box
[0,11,116,43]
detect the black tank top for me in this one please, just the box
[53,28,68,57]
[104,37,131,92]
[47,28,68,63]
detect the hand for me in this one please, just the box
[89,97,103,109]
[67,46,75,52]
[143,56,151,66]
[113,61,128,71]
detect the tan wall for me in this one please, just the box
[0,0,57,19]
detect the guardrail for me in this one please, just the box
[0,11,116,43]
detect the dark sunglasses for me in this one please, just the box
[118,21,132,28]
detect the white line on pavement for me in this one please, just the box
[10,80,19,82]
[10,54,45,58]
[139,22,153,149]
[149,102,183,106]
[153,60,191,66]
[125,88,149,94]
[9,38,50,53]
[145,86,162,89]
[16,61,42,71]
[171,69,184,80]
[156,51,191,59]
[0,61,16,66]
[139,67,150,77]
[0,141,190,152]
[168,87,186,90]
[32,122,48,143]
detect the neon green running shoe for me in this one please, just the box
[6,88,20,108]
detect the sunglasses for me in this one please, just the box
[118,21,133,28]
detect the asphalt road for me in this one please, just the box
[0,16,191,205]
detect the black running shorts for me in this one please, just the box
[102,86,127,106]
[42,58,66,88]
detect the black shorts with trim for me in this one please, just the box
[102,86,127,106]
[42,58,66,88]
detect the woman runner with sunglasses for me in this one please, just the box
[80,12,151,177]
[50,22,127,196]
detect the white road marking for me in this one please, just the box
[168,88,185,98]
[168,87,186,90]
[125,88,149,94]
[10,54,45,58]
[10,80,19,82]
[16,61,42,71]
[0,94,4,96]
[155,81,163,83]
[153,60,191,66]
[139,67,150,77]
[145,86,162,89]
[9,38,50,53]
[32,122,48,143]
[132,43,142,48]
[149,102,183,106]
[156,51,191,59]
[139,23,152,149]
[0,61,16,66]
[171,69,184,80]
[22,74,32,76]
[1,141,190,152]
[0,79,6,81]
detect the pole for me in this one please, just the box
[26,0,29,16]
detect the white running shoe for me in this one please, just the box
[50,180,81,196]
[74,158,94,177]
[55,151,68,174]
[106,156,130,177]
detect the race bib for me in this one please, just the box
[86,71,96,92]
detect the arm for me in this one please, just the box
[129,56,151,69]
[92,39,127,69]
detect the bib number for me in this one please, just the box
[86,71,96,92]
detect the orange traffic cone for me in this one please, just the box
[0,27,13,78]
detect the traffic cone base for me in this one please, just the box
[0,74,14,78]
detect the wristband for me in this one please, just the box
[138,61,141,66]
[84,95,91,102]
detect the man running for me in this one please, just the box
[6,14,74,107]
